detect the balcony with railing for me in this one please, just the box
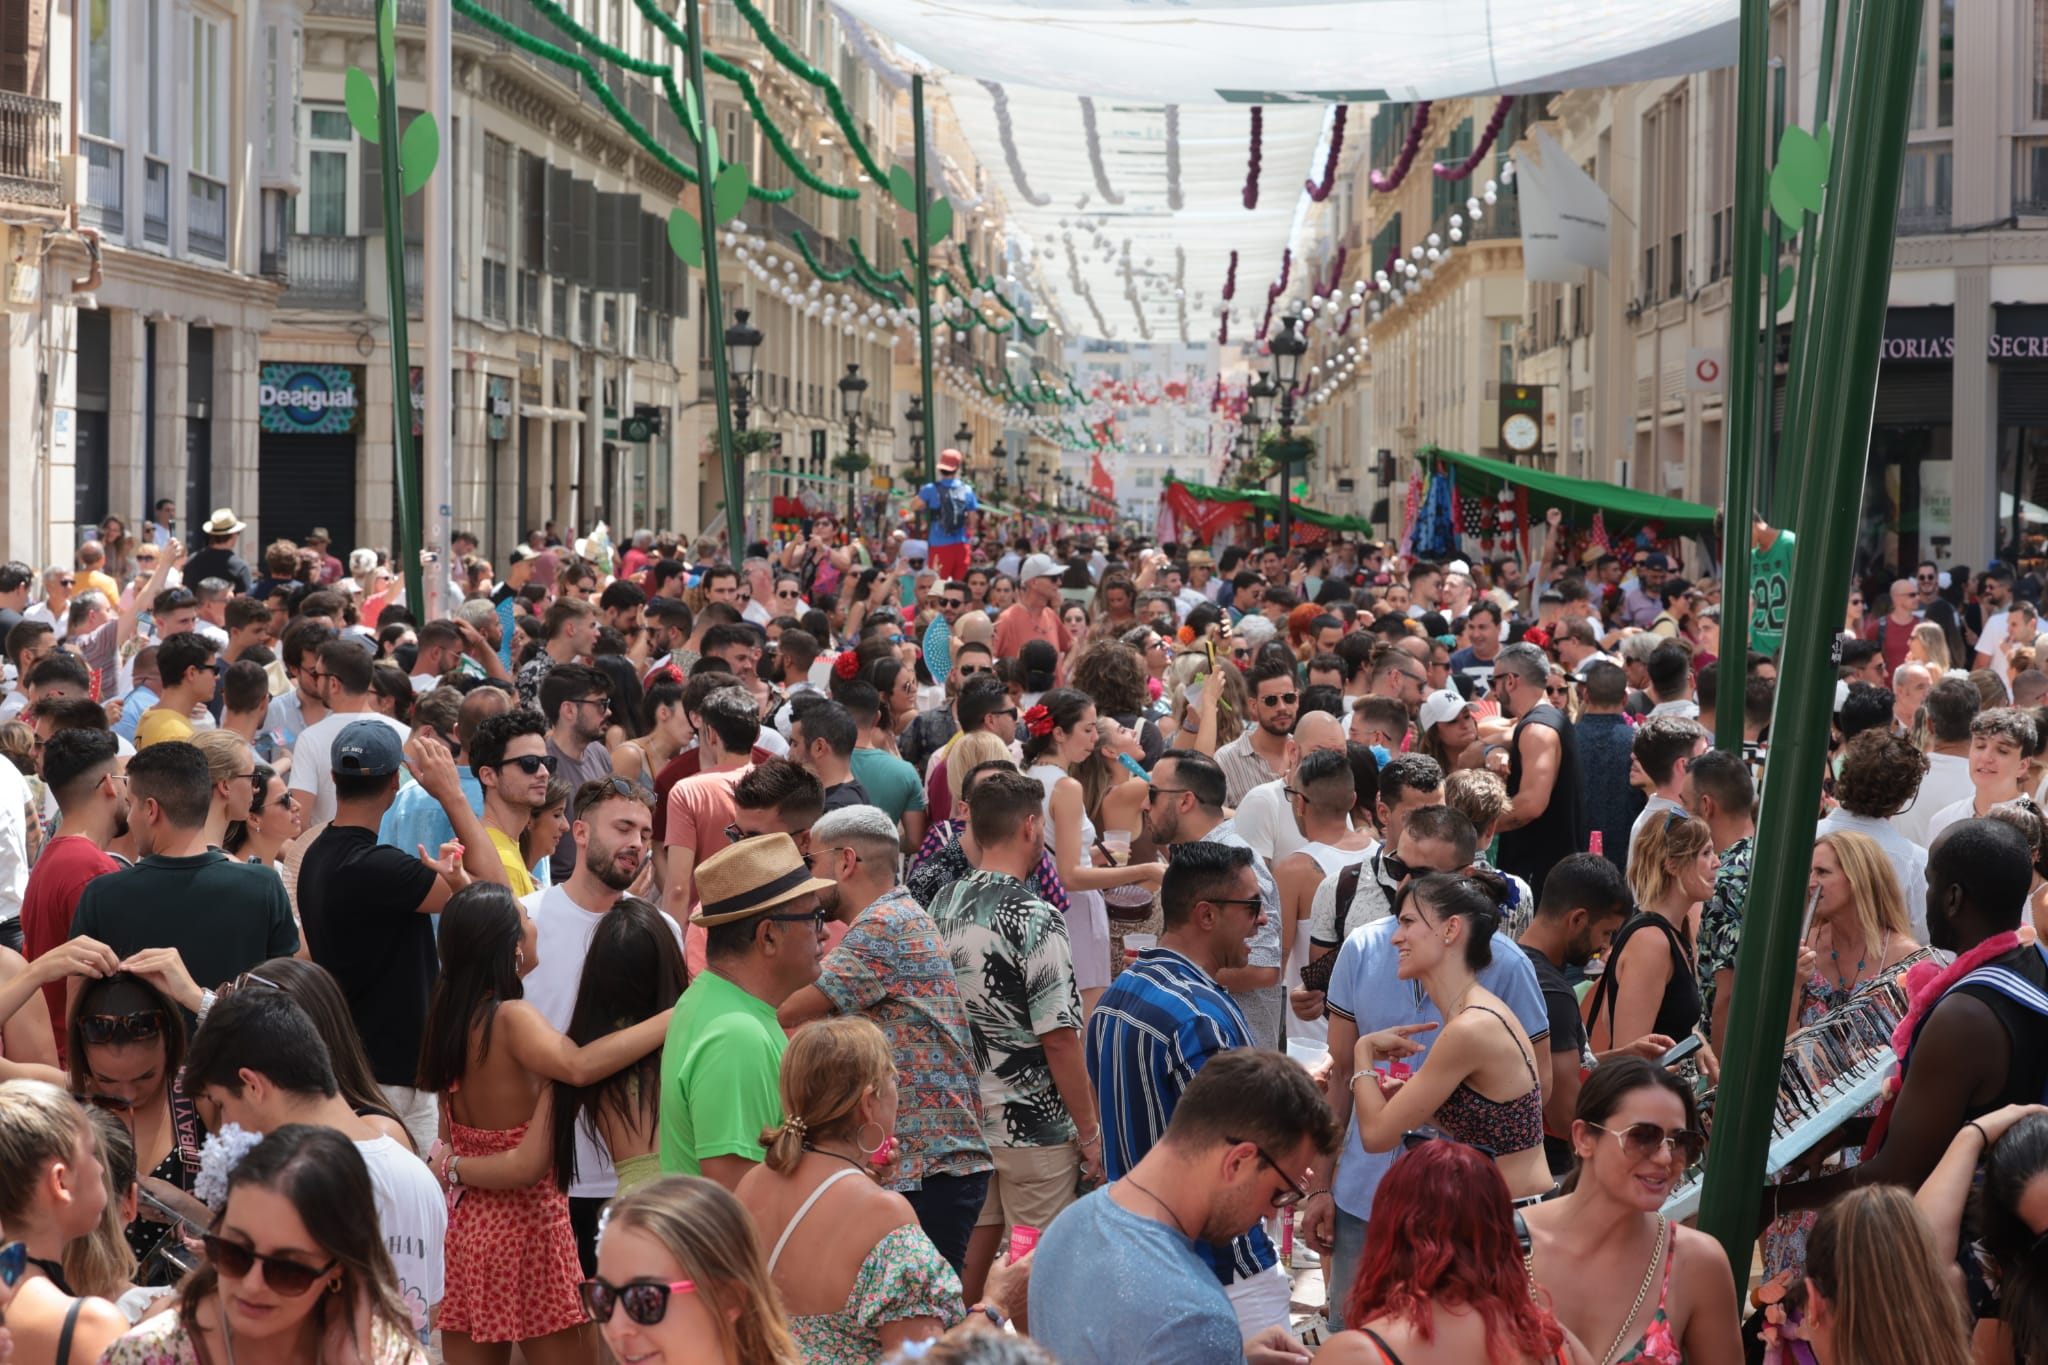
[279,234,365,308]
[0,91,62,208]
[1898,142,1952,234]
[80,136,123,233]
[188,173,228,259]
[2017,137,2048,217]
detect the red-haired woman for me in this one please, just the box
[1322,1140,1589,1365]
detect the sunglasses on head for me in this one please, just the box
[496,753,557,775]
[0,1240,23,1288]
[79,1010,165,1046]
[580,1277,696,1326]
[202,1234,338,1295]
[1587,1121,1707,1165]
[72,1090,135,1114]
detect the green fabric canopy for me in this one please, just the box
[1420,445,1719,535]
[1162,477,1381,533]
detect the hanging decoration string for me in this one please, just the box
[1218,249,1238,345]
[722,0,891,185]
[1258,249,1293,341]
[1165,104,1185,211]
[1303,105,1349,202]
[1433,95,1516,181]
[1369,100,1435,192]
[979,79,1052,207]
[1079,97,1127,206]
[1242,106,1264,209]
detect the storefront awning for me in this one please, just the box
[1162,477,1380,535]
[1421,444,1719,536]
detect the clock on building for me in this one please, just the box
[1499,385,1544,455]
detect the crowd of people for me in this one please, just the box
[0,475,2039,1365]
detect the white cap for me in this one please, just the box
[901,538,930,562]
[1417,687,1472,733]
[1021,553,1064,581]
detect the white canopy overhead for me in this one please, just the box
[836,0,1737,343]
[832,0,1738,104]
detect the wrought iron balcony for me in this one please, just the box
[279,234,365,309]
[0,91,61,209]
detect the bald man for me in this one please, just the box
[1863,578,1921,675]
[1231,710,1349,868]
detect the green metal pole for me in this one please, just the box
[684,0,745,558]
[1714,0,1771,753]
[374,3,424,613]
[913,74,939,487]
[1695,0,1925,1273]
[1778,0,1858,534]
[1751,63,1786,539]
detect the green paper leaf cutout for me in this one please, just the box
[377,0,396,71]
[668,208,703,269]
[399,112,439,196]
[344,68,380,144]
[684,80,702,144]
[1775,125,1828,215]
[713,161,750,225]
[925,196,954,248]
[888,167,916,213]
[1768,172,1806,232]
[1775,263,1795,312]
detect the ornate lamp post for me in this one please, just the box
[991,439,1009,498]
[724,308,763,433]
[904,394,925,496]
[834,362,869,526]
[1268,312,1309,552]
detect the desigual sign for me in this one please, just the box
[259,364,360,435]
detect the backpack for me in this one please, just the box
[1298,863,1367,993]
[934,479,972,538]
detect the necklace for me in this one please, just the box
[1599,1215,1667,1365]
[802,1142,868,1174]
[1828,943,1866,994]
[1121,1175,1192,1240]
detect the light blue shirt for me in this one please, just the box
[1324,915,1549,1221]
[111,685,157,744]
[1030,1187,1243,1365]
[378,766,485,857]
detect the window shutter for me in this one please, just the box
[640,211,659,302]
[548,167,573,276]
[361,143,383,233]
[522,153,547,271]
[572,179,596,289]
[614,194,642,297]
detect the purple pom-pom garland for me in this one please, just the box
[1243,106,1263,210]
[1304,105,1349,202]
[1368,100,1434,193]
[1433,96,1515,181]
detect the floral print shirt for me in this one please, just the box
[813,887,992,1188]
[788,1224,965,1365]
[907,821,1070,915]
[1697,834,1753,1027]
[927,869,1083,1149]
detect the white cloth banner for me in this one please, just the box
[1518,128,1612,283]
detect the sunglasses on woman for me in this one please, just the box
[79,1010,165,1046]
[1586,1122,1707,1165]
[202,1234,338,1295]
[579,1277,696,1326]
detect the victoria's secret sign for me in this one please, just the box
[1883,306,2048,362]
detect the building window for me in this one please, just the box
[1639,89,1687,303]
[191,16,225,180]
[1705,67,1735,282]
[1910,0,1956,132]
[302,108,353,236]
[85,0,115,139]
[483,135,511,323]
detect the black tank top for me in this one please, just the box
[1496,702,1587,899]
[1588,911,1702,1043]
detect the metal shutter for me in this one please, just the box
[548,167,573,277]
[572,179,596,289]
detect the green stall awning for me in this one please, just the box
[1420,444,1719,536]
[1162,477,1381,535]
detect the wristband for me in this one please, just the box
[195,989,217,1026]
[1967,1120,1992,1147]
[1076,1129,1102,1149]
[1349,1069,1377,1087]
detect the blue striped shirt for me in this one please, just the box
[1086,947,1273,1284]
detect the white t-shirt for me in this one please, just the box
[1977,611,2011,664]
[355,1134,447,1339]
[288,710,412,827]
[0,758,27,922]
[23,600,69,639]
[521,883,687,1199]
[1897,752,1974,848]
[1627,794,1686,870]
[743,599,772,627]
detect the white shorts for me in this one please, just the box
[1225,1260,1293,1341]
[1066,890,1112,991]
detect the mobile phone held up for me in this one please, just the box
[1657,1035,1704,1069]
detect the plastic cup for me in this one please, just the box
[1123,932,1157,961]
[1009,1225,1040,1260]
[1285,1037,1328,1068]
[1102,831,1133,865]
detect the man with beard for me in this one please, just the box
[297,721,496,1151]
[20,727,128,1039]
[1217,662,1299,808]
[540,664,616,883]
[775,804,991,1278]
[521,778,681,1272]
[1085,841,1297,1341]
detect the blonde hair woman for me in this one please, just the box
[0,1080,129,1365]
[595,1176,802,1365]
[1163,653,1247,755]
[1905,620,1951,674]
[1803,1186,1972,1365]
[1588,814,1716,1054]
[737,1018,963,1364]
[1762,833,1933,1276]
[64,1106,155,1321]
[192,729,259,851]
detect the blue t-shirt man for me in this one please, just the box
[916,461,979,550]
[1030,1187,1243,1365]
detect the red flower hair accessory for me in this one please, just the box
[1521,626,1552,652]
[832,651,861,681]
[1023,703,1056,738]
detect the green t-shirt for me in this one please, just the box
[657,969,787,1176]
[1749,528,1795,658]
[849,747,929,824]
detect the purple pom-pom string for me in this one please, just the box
[1304,105,1349,202]
[1243,106,1264,210]
[1368,101,1433,193]
[1433,96,1515,181]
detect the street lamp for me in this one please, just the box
[836,362,868,525]
[1247,371,1276,431]
[953,421,973,456]
[904,394,924,489]
[1268,311,1310,551]
[723,308,764,433]
[991,439,1009,497]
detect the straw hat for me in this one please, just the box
[691,833,835,926]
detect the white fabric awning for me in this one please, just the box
[833,0,1738,104]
